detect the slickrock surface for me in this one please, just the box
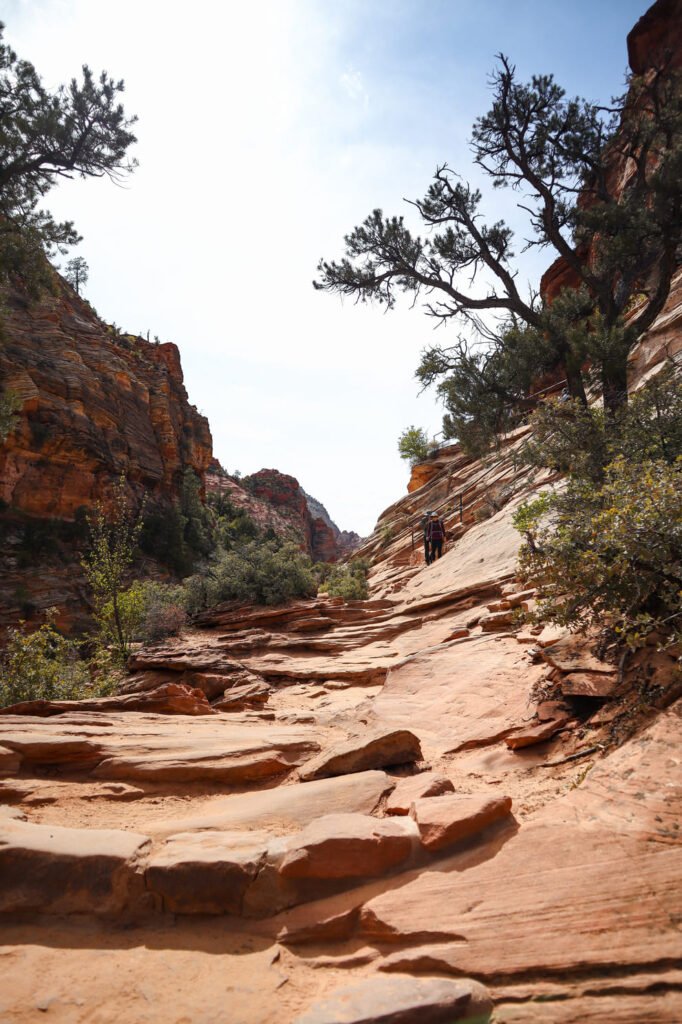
[1,11,682,1017]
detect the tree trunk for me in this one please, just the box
[602,357,629,417]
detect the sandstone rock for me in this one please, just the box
[536,700,571,722]
[0,817,150,915]
[278,813,414,880]
[385,772,455,815]
[278,905,361,946]
[0,713,319,784]
[542,637,615,674]
[410,794,513,851]
[293,975,492,1024]
[560,673,618,698]
[82,783,145,801]
[0,683,215,718]
[0,277,211,629]
[505,716,571,749]
[300,730,422,781]
[155,770,395,835]
[479,610,516,631]
[213,681,272,711]
[0,744,21,776]
[145,830,269,915]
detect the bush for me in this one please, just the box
[522,366,682,480]
[0,615,93,708]
[197,539,317,607]
[136,580,188,641]
[398,426,431,467]
[514,457,682,648]
[318,557,370,600]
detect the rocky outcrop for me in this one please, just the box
[627,0,682,73]
[0,275,212,626]
[205,463,361,562]
[0,7,680,1023]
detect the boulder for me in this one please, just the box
[300,730,422,781]
[213,680,272,711]
[560,673,618,698]
[410,793,513,852]
[505,716,571,749]
[278,813,414,880]
[0,744,21,777]
[0,683,215,717]
[542,636,615,674]
[155,770,395,835]
[293,975,492,1024]
[0,817,150,915]
[145,830,269,915]
[386,772,455,815]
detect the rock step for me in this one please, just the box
[292,975,492,1024]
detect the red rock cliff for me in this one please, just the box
[0,275,212,625]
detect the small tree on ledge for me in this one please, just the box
[64,256,89,296]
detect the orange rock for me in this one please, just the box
[299,729,422,781]
[409,793,513,851]
[0,683,215,717]
[278,813,414,879]
[293,975,492,1024]
[560,673,618,698]
[0,814,150,915]
[386,772,455,815]
[145,830,269,915]
[505,716,571,749]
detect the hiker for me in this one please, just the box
[419,509,433,564]
[426,511,446,563]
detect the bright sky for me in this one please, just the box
[5,0,647,535]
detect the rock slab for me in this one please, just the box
[279,813,414,879]
[293,975,492,1024]
[410,794,513,852]
[300,729,422,781]
[0,816,150,915]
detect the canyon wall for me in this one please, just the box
[0,275,212,627]
[205,462,361,563]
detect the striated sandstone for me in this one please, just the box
[0,813,150,915]
[409,793,513,851]
[385,772,455,815]
[278,813,415,880]
[299,729,422,781]
[293,975,493,1024]
[0,277,212,625]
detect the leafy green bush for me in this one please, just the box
[515,457,682,648]
[318,557,370,600]
[187,539,317,608]
[398,426,431,466]
[522,366,682,480]
[0,616,94,708]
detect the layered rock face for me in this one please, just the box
[1,256,680,1019]
[205,462,361,562]
[0,276,212,625]
[0,4,681,1022]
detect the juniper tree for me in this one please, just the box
[316,55,682,439]
[64,256,89,296]
[0,22,136,292]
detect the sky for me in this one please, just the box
[4,0,648,535]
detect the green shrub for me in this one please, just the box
[398,426,431,467]
[200,539,317,607]
[0,616,92,708]
[136,580,188,641]
[319,557,370,600]
[514,457,682,648]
